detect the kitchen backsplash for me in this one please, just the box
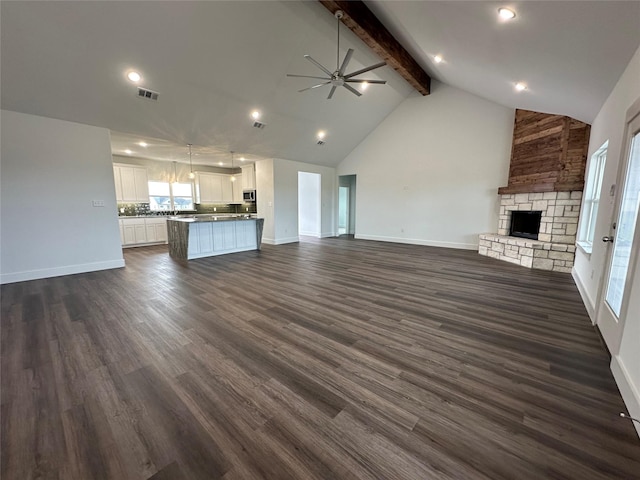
[117,203,151,216]
[196,203,257,214]
[117,202,257,216]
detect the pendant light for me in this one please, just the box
[188,144,195,179]
[230,151,236,182]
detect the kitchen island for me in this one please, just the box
[166,215,264,260]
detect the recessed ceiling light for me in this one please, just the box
[240,157,245,161]
[498,7,516,20]
[361,81,369,91]
[126,71,141,83]
[434,55,443,64]
[218,161,224,166]
[515,82,527,91]
[251,110,261,120]
[317,130,326,139]
[124,149,133,155]
[138,141,148,148]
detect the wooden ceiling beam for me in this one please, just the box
[319,0,431,95]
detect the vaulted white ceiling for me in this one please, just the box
[2,1,639,168]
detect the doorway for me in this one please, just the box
[338,175,356,236]
[339,186,349,235]
[597,101,640,352]
[298,172,321,238]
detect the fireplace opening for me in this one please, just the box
[510,211,542,240]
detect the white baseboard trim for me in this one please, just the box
[299,230,318,236]
[611,355,640,438]
[320,232,336,238]
[354,234,477,250]
[0,259,126,285]
[262,236,299,246]
[571,267,596,323]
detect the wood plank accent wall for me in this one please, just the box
[498,110,591,194]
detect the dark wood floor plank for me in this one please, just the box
[2,238,639,480]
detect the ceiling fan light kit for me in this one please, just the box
[287,10,387,99]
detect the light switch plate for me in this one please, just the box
[92,200,105,207]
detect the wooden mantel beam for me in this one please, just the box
[319,0,431,95]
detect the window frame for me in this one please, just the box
[148,181,194,212]
[577,141,608,253]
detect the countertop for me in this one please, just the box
[167,215,259,223]
[119,214,257,220]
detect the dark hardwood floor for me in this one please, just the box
[2,237,639,479]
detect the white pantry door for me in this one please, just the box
[597,101,640,353]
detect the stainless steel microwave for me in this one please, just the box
[243,190,256,202]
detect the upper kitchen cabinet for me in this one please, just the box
[232,174,243,203]
[196,172,233,203]
[241,164,255,191]
[221,175,233,203]
[113,164,149,203]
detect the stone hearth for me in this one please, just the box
[479,191,582,272]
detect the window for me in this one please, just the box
[578,141,607,252]
[149,181,193,211]
[171,183,194,211]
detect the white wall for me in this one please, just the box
[337,82,514,249]
[571,44,640,437]
[298,172,321,236]
[1,110,124,283]
[256,158,275,243]
[256,158,336,245]
[573,44,640,320]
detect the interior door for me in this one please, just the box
[596,104,640,353]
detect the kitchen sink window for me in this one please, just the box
[149,181,194,211]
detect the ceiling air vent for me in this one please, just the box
[137,87,159,101]
[253,121,265,129]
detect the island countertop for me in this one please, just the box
[167,216,264,260]
[167,215,259,223]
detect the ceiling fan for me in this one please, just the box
[287,10,387,99]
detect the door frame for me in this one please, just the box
[595,96,640,354]
[339,186,350,235]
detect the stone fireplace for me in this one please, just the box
[479,191,581,272]
[477,109,590,272]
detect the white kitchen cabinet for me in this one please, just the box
[197,173,240,203]
[114,164,149,203]
[134,223,147,244]
[179,219,257,259]
[241,164,255,191]
[197,173,224,203]
[145,223,158,243]
[113,166,123,201]
[232,174,243,203]
[121,219,139,245]
[145,218,167,243]
[221,176,233,203]
[133,168,149,200]
[119,217,167,247]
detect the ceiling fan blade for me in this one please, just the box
[344,61,387,79]
[344,79,387,84]
[327,86,337,99]
[304,55,333,77]
[287,74,331,80]
[343,83,362,97]
[338,48,354,76]
[298,81,331,93]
